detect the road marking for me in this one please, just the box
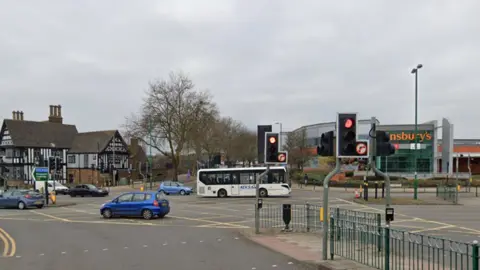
[39,253,44,256]
[0,227,15,257]
[31,210,70,222]
[84,250,88,252]
[169,215,250,228]
[61,251,66,254]
[0,229,9,257]
[102,248,108,251]
[391,218,419,224]
[411,225,455,233]
[0,217,56,222]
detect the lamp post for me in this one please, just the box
[274,122,283,151]
[149,117,153,189]
[411,64,423,200]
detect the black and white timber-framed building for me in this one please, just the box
[0,105,133,187]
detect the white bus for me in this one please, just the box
[196,166,291,198]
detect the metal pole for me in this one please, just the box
[149,118,153,189]
[455,155,459,204]
[322,158,341,260]
[255,165,271,234]
[413,71,419,200]
[54,157,57,192]
[112,135,116,187]
[370,116,392,215]
[468,154,472,191]
[279,123,283,151]
[46,158,50,205]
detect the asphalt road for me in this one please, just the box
[1,187,480,269]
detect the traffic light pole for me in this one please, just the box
[322,158,341,260]
[255,165,271,234]
[369,117,392,208]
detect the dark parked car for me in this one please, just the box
[0,189,44,209]
[69,184,109,197]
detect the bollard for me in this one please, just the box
[282,204,292,231]
[374,182,378,199]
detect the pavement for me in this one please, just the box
[1,187,480,269]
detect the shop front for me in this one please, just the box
[376,127,435,174]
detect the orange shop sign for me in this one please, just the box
[389,131,433,142]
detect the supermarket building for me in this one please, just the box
[287,118,480,178]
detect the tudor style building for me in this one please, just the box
[66,130,130,185]
[0,104,139,187]
[0,106,77,185]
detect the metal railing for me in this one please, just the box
[331,209,480,270]
[436,185,458,204]
[258,203,323,232]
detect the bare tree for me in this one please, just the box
[231,128,257,167]
[123,71,215,181]
[284,129,309,169]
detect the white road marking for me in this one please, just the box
[84,250,88,252]
[124,247,129,249]
[61,251,66,255]
[39,253,44,256]
[288,262,293,264]
[143,245,148,248]
[199,240,203,242]
[181,242,186,244]
[102,248,108,251]
[272,265,277,267]
[163,243,168,246]
[15,255,21,258]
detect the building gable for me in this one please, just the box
[103,132,128,154]
[0,121,13,147]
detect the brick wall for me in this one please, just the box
[67,168,102,185]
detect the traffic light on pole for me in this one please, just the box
[264,132,279,164]
[337,113,358,158]
[316,131,334,156]
[375,131,396,156]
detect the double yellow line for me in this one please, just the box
[0,227,16,257]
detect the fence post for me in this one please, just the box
[306,203,310,232]
[473,240,479,270]
[377,213,382,252]
[384,226,390,270]
[330,213,335,260]
[336,208,341,240]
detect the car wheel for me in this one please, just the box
[259,188,268,198]
[142,209,153,220]
[18,201,26,210]
[180,190,186,196]
[36,205,44,209]
[218,189,227,198]
[102,209,113,219]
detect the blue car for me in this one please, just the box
[0,189,44,209]
[158,181,192,195]
[100,191,170,220]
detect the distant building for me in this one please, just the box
[0,105,145,187]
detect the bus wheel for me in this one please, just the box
[259,188,268,198]
[218,189,227,198]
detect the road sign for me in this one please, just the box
[356,142,367,155]
[32,167,49,181]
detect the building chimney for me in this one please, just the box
[19,111,24,120]
[48,105,63,124]
[12,111,16,120]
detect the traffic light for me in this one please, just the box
[316,131,334,156]
[49,157,55,170]
[376,131,396,156]
[55,158,63,170]
[337,113,358,157]
[264,132,279,164]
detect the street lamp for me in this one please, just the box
[411,64,423,200]
[274,122,283,151]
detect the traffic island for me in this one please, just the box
[352,197,460,205]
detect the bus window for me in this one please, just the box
[231,173,239,184]
[208,173,216,185]
[254,172,267,184]
[200,172,208,185]
[239,173,251,184]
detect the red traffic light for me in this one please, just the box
[344,118,354,129]
[268,136,276,144]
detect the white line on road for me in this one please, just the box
[411,225,455,233]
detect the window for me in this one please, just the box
[117,193,133,202]
[83,155,88,168]
[145,194,152,200]
[240,172,252,184]
[132,193,146,202]
[199,173,208,185]
[5,149,13,158]
[67,155,76,164]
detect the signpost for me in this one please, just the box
[32,167,49,205]
[31,167,49,181]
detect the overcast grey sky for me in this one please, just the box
[1,0,479,138]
